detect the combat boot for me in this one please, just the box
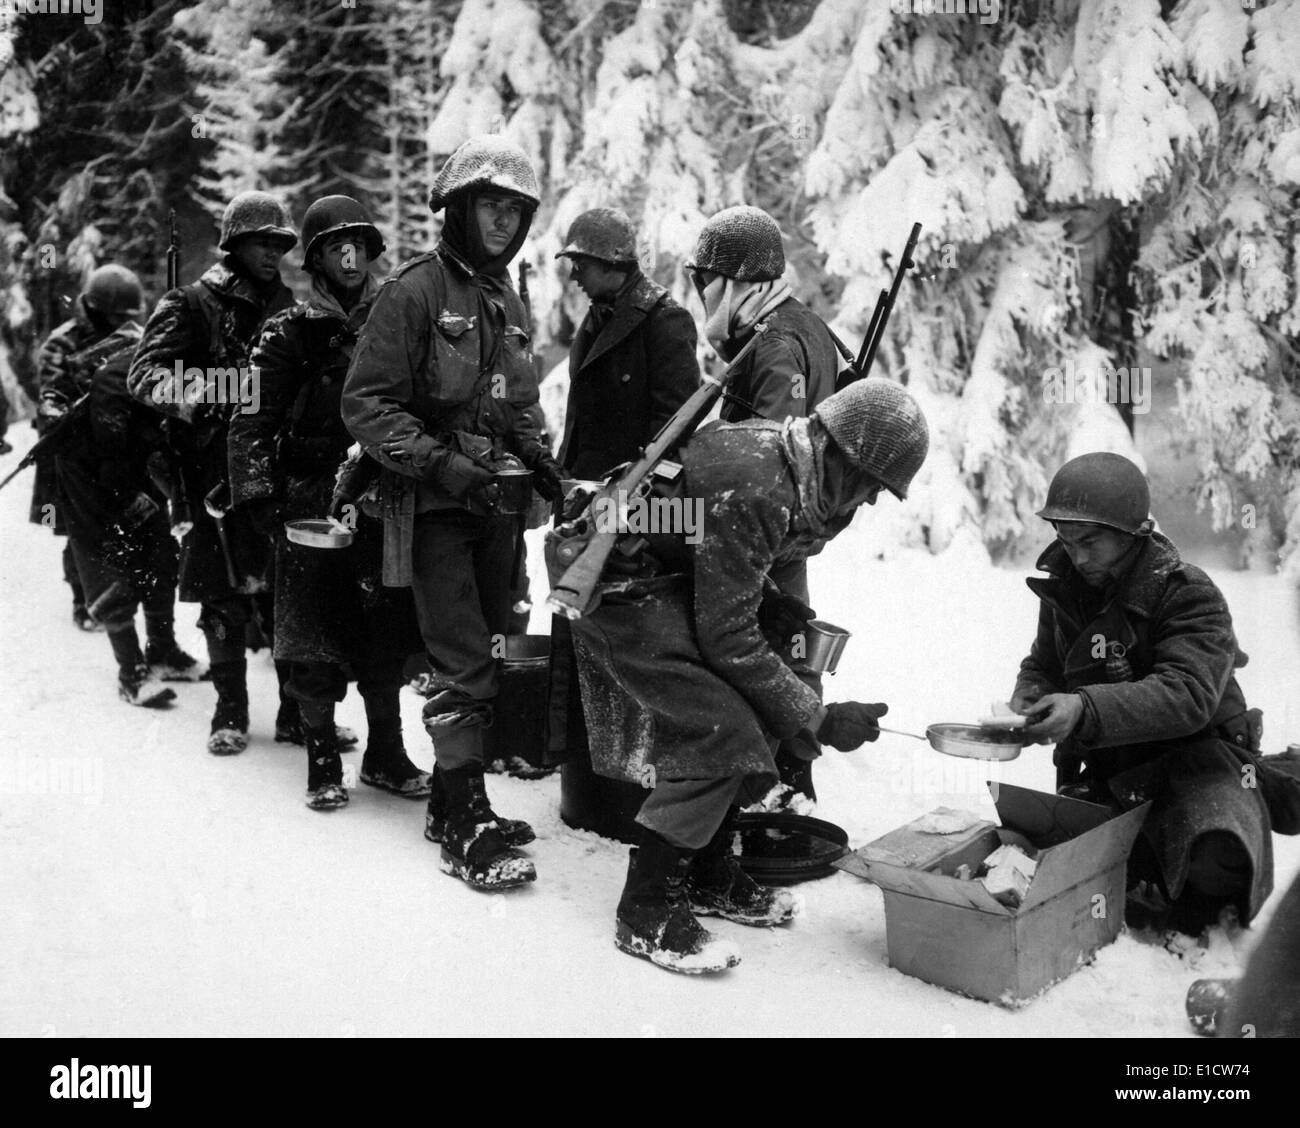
[305,724,348,811]
[207,660,249,755]
[109,626,175,708]
[437,759,535,890]
[424,762,534,846]
[358,697,430,798]
[686,808,799,926]
[615,829,741,974]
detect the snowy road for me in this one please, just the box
[3,423,1298,1038]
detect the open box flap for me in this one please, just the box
[859,858,1012,915]
[991,783,1113,844]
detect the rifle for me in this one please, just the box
[544,323,770,620]
[0,326,140,493]
[837,221,921,391]
[146,449,193,541]
[167,209,180,291]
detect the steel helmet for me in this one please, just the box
[218,190,298,252]
[301,195,385,263]
[1037,452,1150,534]
[686,204,785,282]
[427,135,540,213]
[815,377,929,500]
[555,208,638,265]
[82,264,144,317]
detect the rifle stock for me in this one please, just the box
[545,323,769,619]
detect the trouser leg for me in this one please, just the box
[635,776,747,852]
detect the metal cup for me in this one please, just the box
[492,467,534,515]
[802,619,851,675]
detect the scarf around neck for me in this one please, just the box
[702,276,792,356]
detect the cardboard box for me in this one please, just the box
[834,785,1150,1007]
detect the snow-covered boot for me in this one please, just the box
[110,626,176,708]
[358,694,431,798]
[424,763,535,846]
[144,610,209,680]
[615,830,742,974]
[207,659,249,755]
[305,724,348,811]
[686,808,799,926]
[437,761,536,890]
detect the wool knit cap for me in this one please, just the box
[686,205,785,282]
[814,377,929,499]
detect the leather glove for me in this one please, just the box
[119,491,161,531]
[441,450,497,505]
[817,701,889,751]
[379,432,440,474]
[245,497,285,537]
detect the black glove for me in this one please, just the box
[817,701,889,751]
[532,457,564,503]
[245,497,285,537]
[758,588,816,641]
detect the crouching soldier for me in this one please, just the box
[343,136,565,888]
[567,378,929,973]
[128,191,314,756]
[230,196,429,810]
[54,304,201,705]
[1011,453,1274,937]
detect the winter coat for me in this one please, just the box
[1013,533,1273,920]
[341,243,547,586]
[29,304,102,529]
[718,296,840,424]
[556,271,699,480]
[570,421,825,784]
[229,280,420,669]
[127,259,294,602]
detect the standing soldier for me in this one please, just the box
[685,204,843,806]
[229,195,429,810]
[128,191,304,755]
[343,135,565,890]
[33,265,148,632]
[53,308,198,706]
[548,206,700,795]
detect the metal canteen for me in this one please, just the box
[492,467,534,515]
[801,619,851,675]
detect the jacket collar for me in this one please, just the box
[303,272,379,330]
[578,271,662,372]
[1029,531,1183,620]
[201,257,291,311]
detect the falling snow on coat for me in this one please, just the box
[571,421,826,785]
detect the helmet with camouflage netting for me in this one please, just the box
[218,191,298,252]
[686,205,785,282]
[814,377,929,500]
[83,264,144,317]
[428,135,540,213]
[555,208,638,265]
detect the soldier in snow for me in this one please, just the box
[229,195,428,811]
[127,191,320,756]
[343,136,565,889]
[547,206,700,776]
[569,377,928,973]
[685,204,844,807]
[1011,452,1274,937]
[33,265,150,633]
[52,286,205,707]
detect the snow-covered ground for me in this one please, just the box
[2,424,1298,1038]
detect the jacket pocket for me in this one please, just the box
[501,324,538,404]
[428,311,482,408]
